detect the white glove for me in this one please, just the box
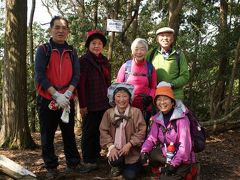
[64,90,73,99]
[157,81,172,88]
[52,91,69,109]
[61,105,70,123]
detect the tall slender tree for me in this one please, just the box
[107,0,120,61]
[28,0,36,132]
[225,37,240,114]
[168,0,183,41]
[210,0,229,119]
[0,0,36,148]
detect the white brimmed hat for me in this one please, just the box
[156,27,174,35]
[107,82,135,106]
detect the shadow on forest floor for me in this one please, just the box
[1,129,240,179]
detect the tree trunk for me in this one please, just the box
[93,0,98,29]
[108,32,115,61]
[121,0,142,43]
[29,0,36,132]
[130,0,141,40]
[188,4,204,109]
[75,0,85,17]
[239,79,240,96]
[225,37,240,114]
[168,0,183,41]
[210,0,229,119]
[107,0,120,61]
[0,0,36,149]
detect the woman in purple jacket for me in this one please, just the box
[140,82,196,179]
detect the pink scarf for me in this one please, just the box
[114,105,130,149]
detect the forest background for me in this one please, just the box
[0,0,240,154]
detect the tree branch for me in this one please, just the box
[202,106,240,126]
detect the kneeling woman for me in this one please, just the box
[100,82,146,179]
[141,82,196,179]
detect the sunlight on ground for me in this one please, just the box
[207,136,224,143]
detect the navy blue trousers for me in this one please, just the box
[37,96,81,169]
[109,157,142,180]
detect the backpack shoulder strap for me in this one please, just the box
[175,49,181,75]
[41,43,52,66]
[171,120,177,132]
[124,59,153,85]
[157,122,176,145]
[157,121,177,134]
[146,61,153,86]
[124,59,132,82]
[41,43,75,66]
[42,42,52,56]
[68,45,73,51]
[68,45,75,63]
[148,47,157,63]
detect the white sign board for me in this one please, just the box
[107,19,123,32]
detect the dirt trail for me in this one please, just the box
[0,129,240,179]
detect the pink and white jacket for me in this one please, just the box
[116,59,157,111]
[141,102,196,167]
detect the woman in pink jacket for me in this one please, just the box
[117,38,157,127]
[140,82,196,179]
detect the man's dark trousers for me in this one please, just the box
[37,96,81,169]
